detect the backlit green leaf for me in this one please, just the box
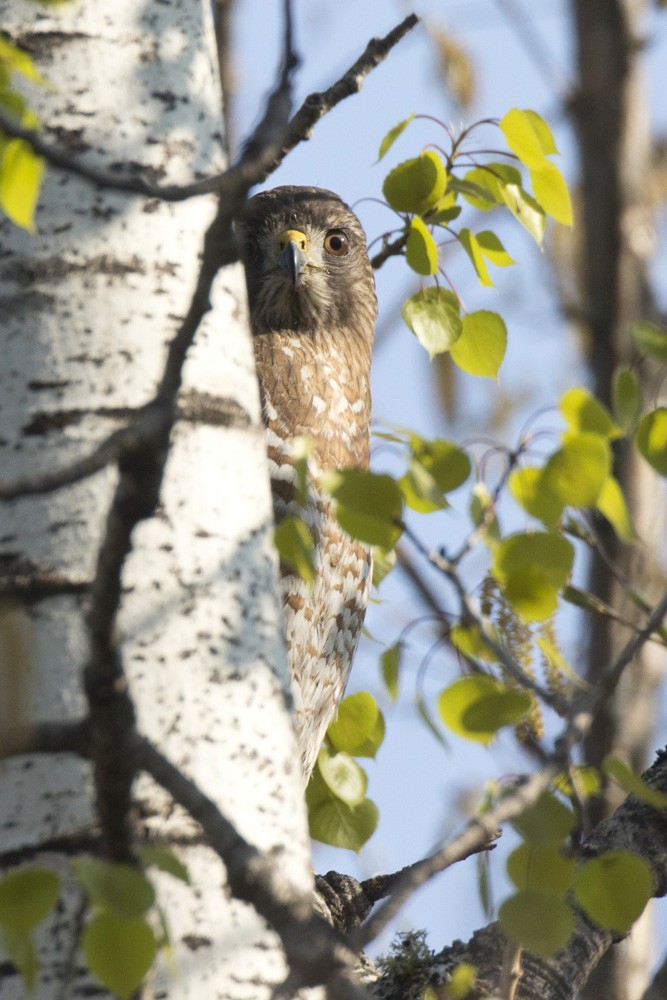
[402,286,462,359]
[450,310,507,380]
[574,852,652,934]
[596,476,635,543]
[320,469,403,550]
[560,387,620,439]
[328,691,384,757]
[500,108,550,169]
[317,746,367,806]
[542,432,610,508]
[406,216,439,275]
[274,516,316,585]
[0,927,37,991]
[530,161,573,226]
[508,466,563,527]
[0,37,47,84]
[492,531,574,621]
[523,110,558,154]
[631,321,667,363]
[512,792,576,846]
[399,464,448,513]
[459,228,492,286]
[82,913,156,999]
[0,138,44,231]
[136,846,190,885]
[507,843,575,893]
[475,230,516,267]
[71,857,155,919]
[603,756,667,809]
[377,113,414,160]
[635,408,667,475]
[452,171,501,210]
[0,868,59,935]
[450,622,495,662]
[500,889,574,957]
[372,545,395,587]
[410,435,471,493]
[380,641,402,701]
[383,151,447,215]
[493,163,546,244]
[612,366,642,433]
[307,766,378,851]
[437,675,531,744]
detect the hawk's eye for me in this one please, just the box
[324,230,349,257]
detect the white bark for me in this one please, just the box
[0,2,317,997]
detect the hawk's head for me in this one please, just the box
[239,186,376,336]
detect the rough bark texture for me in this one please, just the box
[570,2,665,995]
[0,2,316,997]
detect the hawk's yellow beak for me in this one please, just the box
[277,228,309,286]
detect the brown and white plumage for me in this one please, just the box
[239,186,377,779]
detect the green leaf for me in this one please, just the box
[415,693,449,748]
[507,843,575,893]
[574,852,653,934]
[596,476,635,543]
[0,927,38,991]
[307,766,378,851]
[328,691,384,757]
[372,545,395,587]
[0,868,60,935]
[492,163,546,244]
[437,674,531,745]
[508,466,563,527]
[383,151,447,215]
[274,516,316,584]
[399,464,448,513]
[0,138,44,231]
[635,408,667,475]
[603,756,667,809]
[377,113,414,160]
[499,889,575,957]
[380,641,402,701]
[553,765,601,800]
[469,482,501,546]
[542,432,611,508]
[458,228,492,286]
[512,792,576,846]
[455,169,504,211]
[612,366,642,433]
[631,321,667,363]
[492,531,574,621]
[401,286,462,359]
[530,161,573,226]
[71,857,155,919]
[410,435,471,492]
[406,216,439,275]
[0,37,47,84]
[522,110,558,154]
[450,310,507,380]
[450,622,495,662]
[445,963,477,999]
[136,846,190,885]
[475,230,516,267]
[500,108,550,169]
[317,746,367,806]
[82,913,156,999]
[560,387,620,439]
[320,468,403,550]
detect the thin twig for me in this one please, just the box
[351,765,558,949]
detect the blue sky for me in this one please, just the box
[232,0,667,962]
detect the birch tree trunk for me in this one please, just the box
[0,2,316,997]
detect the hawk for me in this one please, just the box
[239,186,377,780]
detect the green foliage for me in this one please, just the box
[512,792,576,847]
[631,320,667,363]
[383,150,447,214]
[437,674,532,744]
[136,845,190,884]
[406,216,439,274]
[320,468,403,550]
[274,516,316,585]
[0,38,46,230]
[0,868,60,989]
[573,852,653,934]
[71,857,156,918]
[635,407,667,475]
[450,310,507,380]
[499,889,574,957]
[612,366,642,433]
[306,692,384,849]
[380,640,402,700]
[402,286,462,359]
[602,755,667,809]
[492,531,574,621]
[82,913,156,999]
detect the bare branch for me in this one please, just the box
[0,15,418,205]
[352,765,558,949]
